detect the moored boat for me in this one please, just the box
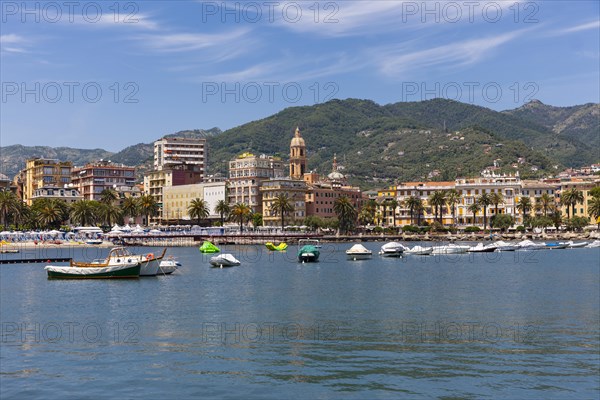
[491,241,520,252]
[209,254,241,268]
[74,247,167,276]
[45,262,140,279]
[298,239,320,263]
[199,241,220,253]
[517,240,546,250]
[586,240,600,248]
[265,242,288,251]
[566,241,588,248]
[545,242,568,250]
[405,245,434,255]
[85,239,103,245]
[467,243,497,253]
[432,244,470,255]
[379,242,406,257]
[158,256,181,275]
[346,244,372,260]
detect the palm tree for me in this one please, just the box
[405,195,421,226]
[536,193,554,217]
[588,196,600,229]
[0,191,19,229]
[100,188,119,205]
[138,195,158,226]
[270,193,294,230]
[188,198,210,225]
[428,191,446,224]
[120,197,139,224]
[446,189,461,225]
[32,198,65,229]
[388,198,399,228]
[97,202,122,226]
[489,192,504,217]
[334,196,357,234]
[70,200,98,226]
[231,203,252,232]
[476,193,492,230]
[468,201,481,226]
[214,200,230,226]
[516,197,532,226]
[561,188,583,219]
[358,207,374,226]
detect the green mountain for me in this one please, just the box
[503,100,600,154]
[1,100,596,187]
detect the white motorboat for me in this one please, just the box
[565,241,588,248]
[346,244,372,260]
[158,257,181,275]
[467,243,497,253]
[545,242,569,250]
[491,241,520,252]
[517,240,546,251]
[432,244,470,255]
[585,240,600,248]
[379,242,407,257]
[210,253,241,268]
[85,239,103,245]
[405,245,434,255]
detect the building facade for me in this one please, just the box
[162,182,226,222]
[153,137,207,175]
[21,158,73,205]
[71,160,136,201]
[227,153,285,214]
[260,178,307,227]
[31,187,83,204]
[289,127,306,179]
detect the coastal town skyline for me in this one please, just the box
[1,1,599,151]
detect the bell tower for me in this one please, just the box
[289,127,306,179]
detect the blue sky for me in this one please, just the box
[1,1,599,151]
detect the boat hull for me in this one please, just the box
[45,263,140,279]
[346,253,372,260]
[379,250,404,257]
[298,245,320,263]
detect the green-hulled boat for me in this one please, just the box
[297,239,320,263]
[199,241,220,253]
[45,262,141,279]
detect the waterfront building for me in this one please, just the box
[260,178,307,227]
[520,180,558,217]
[143,165,204,223]
[162,181,226,223]
[455,174,521,226]
[0,173,11,191]
[20,158,73,205]
[31,186,82,204]
[70,160,136,201]
[557,178,600,223]
[227,153,285,214]
[154,136,207,175]
[394,182,455,226]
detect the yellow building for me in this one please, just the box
[395,182,455,226]
[519,180,557,218]
[289,127,306,179]
[162,182,226,222]
[21,158,73,205]
[557,179,600,223]
[456,175,520,226]
[260,178,307,227]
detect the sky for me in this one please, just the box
[1,1,599,152]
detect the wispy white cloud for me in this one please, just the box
[0,34,30,54]
[135,28,251,53]
[374,30,527,77]
[554,20,600,35]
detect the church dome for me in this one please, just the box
[290,127,305,147]
[327,171,345,181]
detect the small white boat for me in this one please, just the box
[517,240,546,251]
[405,245,434,255]
[467,243,497,253]
[491,241,520,252]
[585,240,600,248]
[566,241,588,249]
[210,253,241,268]
[545,242,569,250]
[85,239,103,245]
[158,257,181,275]
[379,242,406,257]
[432,244,470,255]
[346,244,372,260]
